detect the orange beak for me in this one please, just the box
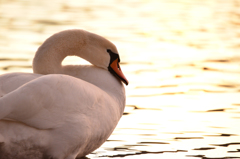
[109,59,129,85]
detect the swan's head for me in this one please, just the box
[80,30,129,85]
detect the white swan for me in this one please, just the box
[0,29,128,159]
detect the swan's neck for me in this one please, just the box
[32,46,126,116]
[62,65,126,115]
[32,30,126,116]
[33,43,75,74]
[33,30,88,74]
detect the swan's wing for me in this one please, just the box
[0,73,42,122]
[0,74,114,130]
[0,73,42,96]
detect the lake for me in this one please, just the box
[0,0,240,158]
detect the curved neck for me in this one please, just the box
[33,49,67,74]
[32,30,126,116]
[33,42,81,75]
[33,53,126,115]
[33,30,88,74]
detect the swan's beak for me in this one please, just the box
[109,59,129,85]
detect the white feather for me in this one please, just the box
[0,29,126,159]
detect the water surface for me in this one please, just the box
[0,0,240,158]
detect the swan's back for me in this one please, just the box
[0,73,41,96]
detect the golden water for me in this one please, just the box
[0,0,240,158]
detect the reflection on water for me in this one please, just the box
[1,0,240,158]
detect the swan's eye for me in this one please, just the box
[107,49,111,53]
[107,49,120,64]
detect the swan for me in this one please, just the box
[0,29,128,159]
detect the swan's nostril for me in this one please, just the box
[117,63,120,70]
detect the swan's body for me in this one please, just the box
[0,29,128,159]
